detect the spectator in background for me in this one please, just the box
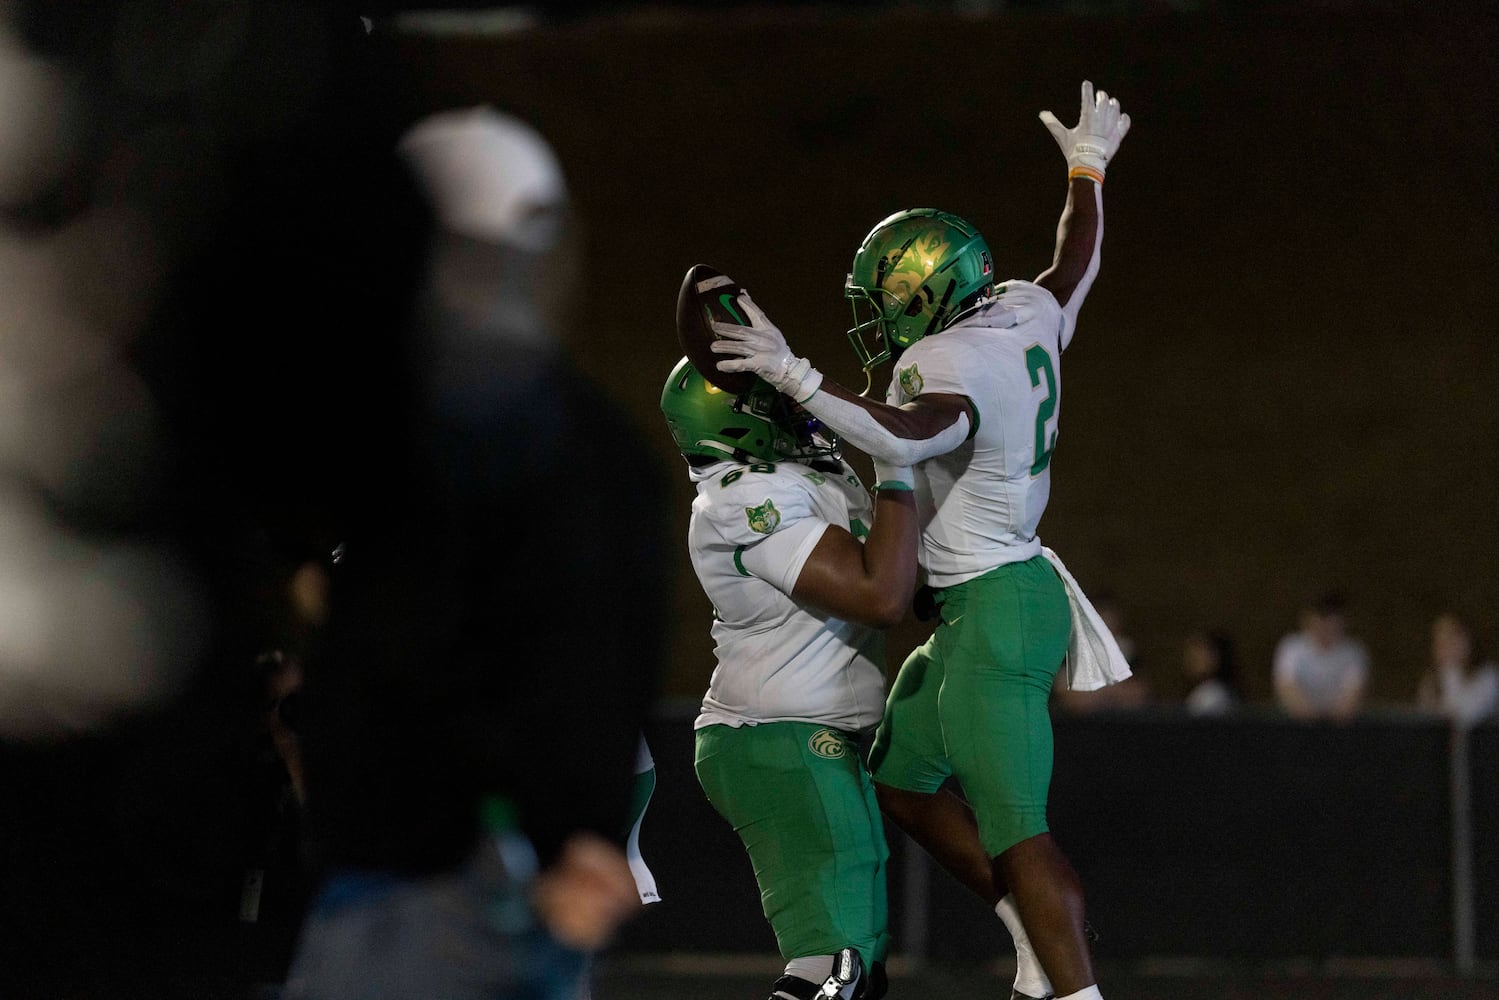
[1094,592,1140,672]
[1052,591,1151,714]
[1181,629,1239,716]
[1415,612,1499,728]
[1273,591,1369,722]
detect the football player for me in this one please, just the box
[711,82,1132,1000]
[661,358,920,1000]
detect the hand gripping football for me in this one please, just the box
[675,263,757,395]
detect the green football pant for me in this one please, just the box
[694,721,890,967]
[869,554,1071,857]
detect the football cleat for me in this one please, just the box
[818,947,864,1000]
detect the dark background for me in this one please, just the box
[1,2,1496,996]
[379,4,1499,706]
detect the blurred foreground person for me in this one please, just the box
[284,106,665,1000]
[712,82,1134,1000]
[0,3,436,995]
[662,356,920,999]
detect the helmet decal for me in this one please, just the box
[881,231,953,304]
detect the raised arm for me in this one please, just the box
[1033,81,1130,343]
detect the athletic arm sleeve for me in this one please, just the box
[800,389,970,466]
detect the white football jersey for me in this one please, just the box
[886,280,1068,588]
[686,457,886,732]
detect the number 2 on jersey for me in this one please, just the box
[1025,344,1058,475]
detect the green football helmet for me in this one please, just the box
[660,357,837,466]
[845,208,995,370]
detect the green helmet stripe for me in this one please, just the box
[920,278,959,339]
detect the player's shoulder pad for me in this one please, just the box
[697,461,821,543]
[994,279,1064,324]
[900,323,979,383]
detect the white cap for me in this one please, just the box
[398,105,567,250]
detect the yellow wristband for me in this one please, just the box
[1068,165,1105,184]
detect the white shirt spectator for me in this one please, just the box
[1184,678,1237,716]
[1417,613,1499,728]
[1273,633,1369,720]
[1420,661,1499,728]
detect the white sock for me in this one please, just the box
[1055,987,1103,1000]
[996,894,1053,998]
[773,955,834,998]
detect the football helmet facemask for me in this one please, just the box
[660,357,837,466]
[845,208,995,371]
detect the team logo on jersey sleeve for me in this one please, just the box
[809,728,848,759]
[898,364,924,398]
[745,499,781,534]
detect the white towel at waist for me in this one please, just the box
[1041,546,1133,692]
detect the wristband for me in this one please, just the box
[1068,165,1105,185]
[873,461,914,492]
[765,353,823,403]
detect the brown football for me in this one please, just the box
[675,263,757,395]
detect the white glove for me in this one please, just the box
[872,459,914,492]
[1039,80,1131,182]
[709,292,823,402]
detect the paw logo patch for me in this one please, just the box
[898,364,924,398]
[809,729,848,759]
[745,498,781,535]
